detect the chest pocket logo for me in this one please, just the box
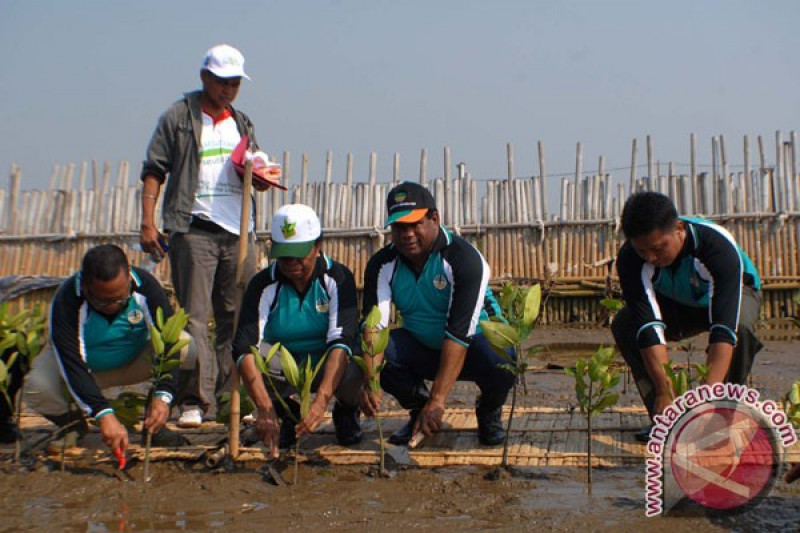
[433,274,449,290]
[315,298,329,313]
[127,309,144,325]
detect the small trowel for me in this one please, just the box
[386,432,424,466]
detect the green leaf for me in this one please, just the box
[0,335,17,353]
[595,346,616,365]
[156,306,165,330]
[588,358,601,382]
[790,383,800,405]
[161,359,181,372]
[522,283,541,326]
[678,371,689,397]
[265,343,281,364]
[480,321,519,350]
[564,366,576,378]
[279,345,300,389]
[5,351,18,371]
[591,393,619,416]
[497,363,517,374]
[608,373,620,389]
[150,326,164,355]
[600,298,624,312]
[576,358,586,376]
[364,305,382,329]
[166,338,191,358]
[0,360,7,383]
[371,327,390,356]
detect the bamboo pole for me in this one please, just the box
[228,160,253,460]
[775,131,784,211]
[646,135,653,183]
[282,151,291,207]
[419,149,427,185]
[629,138,637,195]
[538,141,548,220]
[393,153,400,185]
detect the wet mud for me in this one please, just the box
[1,326,799,532]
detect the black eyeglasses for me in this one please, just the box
[83,285,132,310]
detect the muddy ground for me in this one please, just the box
[1,326,799,532]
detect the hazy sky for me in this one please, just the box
[2,1,798,204]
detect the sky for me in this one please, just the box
[1,0,799,207]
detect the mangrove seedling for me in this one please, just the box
[351,305,390,474]
[783,381,800,483]
[480,282,542,469]
[662,360,711,398]
[564,346,620,486]
[251,342,327,485]
[0,302,48,461]
[145,306,190,482]
[599,297,629,394]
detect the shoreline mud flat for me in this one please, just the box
[1,326,799,531]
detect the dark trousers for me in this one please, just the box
[380,328,515,414]
[611,286,763,419]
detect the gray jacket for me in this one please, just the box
[140,90,259,233]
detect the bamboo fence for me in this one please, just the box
[2,132,799,324]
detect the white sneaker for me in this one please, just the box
[177,406,203,428]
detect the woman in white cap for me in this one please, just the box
[232,204,363,455]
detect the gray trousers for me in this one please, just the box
[24,332,195,418]
[260,342,363,419]
[611,286,763,419]
[169,226,256,415]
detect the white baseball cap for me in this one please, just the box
[270,204,322,258]
[201,44,251,80]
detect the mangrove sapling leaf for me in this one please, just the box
[110,392,147,430]
[599,298,625,313]
[279,346,301,390]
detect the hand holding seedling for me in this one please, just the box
[142,397,170,435]
[255,405,281,459]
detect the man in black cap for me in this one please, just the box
[360,182,514,446]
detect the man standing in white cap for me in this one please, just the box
[139,44,265,427]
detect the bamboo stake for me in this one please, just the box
[419,149,427,185]
[229,160,254,460]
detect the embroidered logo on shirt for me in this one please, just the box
[433,274,449,290]
[281,218,296,239]
[315,298,329,313]
[127,309,144,325]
